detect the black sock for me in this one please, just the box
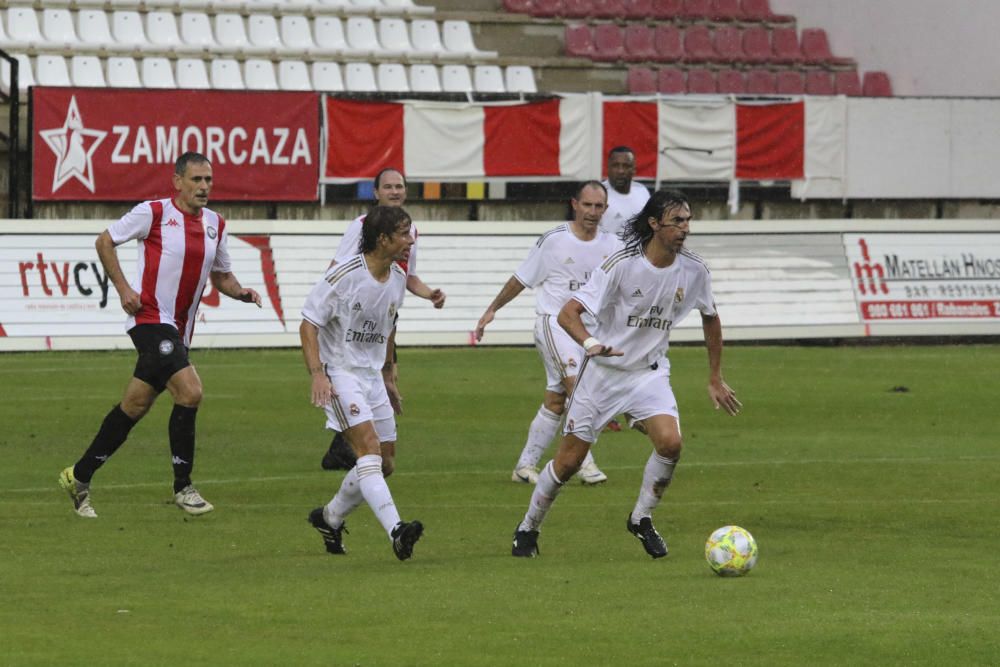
[74,405,137,484]
[169,405,198,493]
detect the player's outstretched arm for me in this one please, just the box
[702,312,741,416]
[475,276,526,341]
[210,271,262,308]
[406,274,446,309]
[299,320,335,408]
[96,230,141,315]
[557,299,622,357]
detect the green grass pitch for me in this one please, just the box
[2,343,999,665]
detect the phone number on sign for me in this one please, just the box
[862,300,1000,320]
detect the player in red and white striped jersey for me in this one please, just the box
[59,152,262,519]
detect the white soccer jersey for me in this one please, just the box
[574,245,717,371]
[513,223,619,317]
[335,214,418,276]
[301,254,406,372]
[601,180,650,236]
[107,198,231,346]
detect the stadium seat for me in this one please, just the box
[345,17,384,58]
[7,8,44,49]
[311,61,345,91]
[653,24,683,62]
[106,56,141,87]
[216,14,260,55]
[316,17,358,56]
[805,69,835,95]
[740,0,793,23]
[529,0,562,17]
[245,0,281,10]
[627,66,656,94]
[591,0,627,18]
[76,11,116,52]
[176,58,211,89]
[741,25,772,64]
[657,66,685,94]
[564,24,594,58]
[834,69,862,96]
[142,57,176,88]
[505,65,537,93]
[409,64,442,92]
[716,67,745,93]
[800,28,855,67]
[775,69,804,94]
[623,0,653,18]
[441,64,473,92]
[474,65,505,92]
[1,54,35,94]
[412,20,462,60]
[278,60,312,90]
[683,25,718,63]
[248,15,286,55]
[380,18,430,58]
[679,0,712,21]
[745,68,776,94]
[344,62,378,91]
[862,70,892,96]
[686,67,716,93]
[651,0,684,19]
[315,0,350,9]
[146,12,197,55]
[770,26,803,64]
[624,25,657,62]
[592,23,625,62]
[561,0,593,19]
[377,63,410,91]
[41,9,79,49]
[180,13,217,51]
[710,0,743,21]
[280,16,321,54]
[111,11,148,51]
[442,20,498,59]
[503,0,534,13]
[244,59,278,90]
[70,56,105,87]
[381,0,435,15]
[211,59,245,89]
[713,25,744,62]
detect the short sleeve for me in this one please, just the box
[335,217,364,262]
[406,227,418,276]
[694,268,717,317]
[301,273,340,328]
[107,202,153,245]
[211,215,232,273]
[573,259,616,317]
[512,233,553,288]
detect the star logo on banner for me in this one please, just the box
[38,96,107,194]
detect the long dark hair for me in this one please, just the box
[360,206,411,254]
[620,189,690,252]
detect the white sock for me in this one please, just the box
[324,466,363,529]
[580,448,596,468]
[516,405,561,469]
[518,460,566,532]
[355,454,401,537]
[630,452,677,524]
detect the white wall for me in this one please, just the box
[771,0,1000,97]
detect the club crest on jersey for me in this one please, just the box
[207,226,217,239]
[674,287,684,303]
[352,302,362,312]
[158,339,174,355]
[566,358,578,368]
[388,303,396,318]
[349,403,361,416]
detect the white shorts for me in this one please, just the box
[323,367,397,443]
[534,315,585,393]
[563,359,678,444]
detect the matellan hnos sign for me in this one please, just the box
[32,88,320,202]
[844,233,1000,321]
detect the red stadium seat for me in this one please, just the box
[562,0,593,18]
[686,67,716,93]
[624,24,658,61]
[658,66,686,93]
[628,66,657,93]
[502,0,534,13]
[800,28,855,67]
[710,0,743,21]
[623,0,654,17]
[530,0,562,16]
[716,67,746,93]
[564,24,594,57]
[653,24,684,61]
[834,69,862,96]
[745,68,776,94]
[862,70,892,96]
[740,0,793,23]
[775,69,804,94]
[741,26,771,63]
[592,23,626,61]
[683,25,717,62]
[651,0,684,19]
[591,0,627,17]
[713,25,744,63]
[770,26,803,64]
[805,69,835,95]
[680,0,712,21]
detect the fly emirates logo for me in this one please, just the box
[627,305,672,331]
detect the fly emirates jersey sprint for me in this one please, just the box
[513,224,619,318]
[574,245,717,372]
[108,198,232,347]
[301,254,406,372]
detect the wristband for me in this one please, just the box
[583,337,601,352]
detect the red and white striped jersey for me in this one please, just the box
[108,198,232,346]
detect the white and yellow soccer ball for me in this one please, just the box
[705,525,758,577]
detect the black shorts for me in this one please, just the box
[128,323,191,392]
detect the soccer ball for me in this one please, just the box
[705,525,758,577]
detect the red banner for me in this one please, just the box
[602,101,659,179]
[32,88,320,202]
[735,102,804,180]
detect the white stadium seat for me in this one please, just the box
[311,61,344,91]
[176,57,211,89]
[1,54,35,94]
[380,19,435,59]
[36,55,71,86]
[106,56,142,87]
[441,64,472,92]
[215,14,252,54]
[7,8,44,49]
[474,65,505,93]
[247,15,286,55]
[146,12,199,55]
[244,59,278,90]
[142,57,177,88]
[180,13,217,51]
[347,0,382,12]
[280,16,318,53]
[111,11,148,50]
[77,11,116,52]
[377,63,410,92]
[211,58,245,89]
[315,17,357,56]
[382,0,435,14]
[344,62,377,92]
[345,17,384,58]
[409,64,441,92]
[42,9,80,49]
[70,55,106,87]
[278,60,312,91]
[411,20,462,61]
[505,65,537,93]
[442,20,498,59]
